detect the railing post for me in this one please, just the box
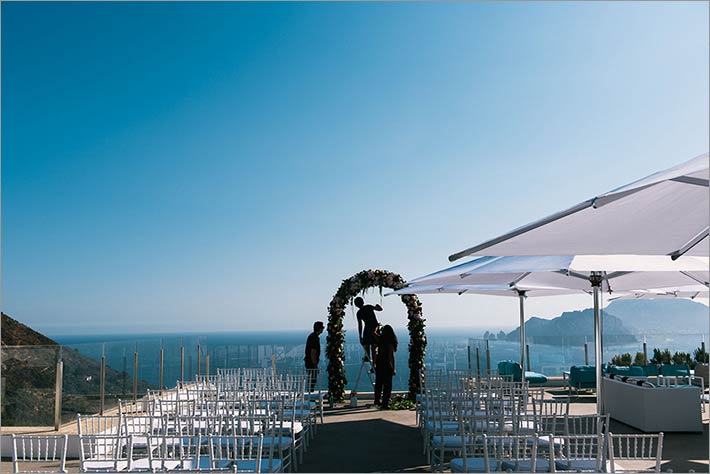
[485,339,491,376]
[54,348,63,431]
[475,347,481,380]
[159,346,164,395]
[205,353,210,378]
[133,345,138,401]
[122,348,127,397]
[100,348,106,415]
[525,344,531,371]
[197,343,201,378]
[180,343,185,382]
[584,342,589,366]
[643,339,648,365]
[271,353,276,378]
[467,344,472,377]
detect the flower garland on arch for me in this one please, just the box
[326,269,426,402]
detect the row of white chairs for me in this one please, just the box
[418,369,665,473]
[10,369,324,474]
[11,432,275,473]
[444,432,664,473]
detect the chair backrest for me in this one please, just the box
[77,434,134,473]
[490,434,538,472]
[553,434,605,472]
[123,414,165,437]
[118,397,155,417]
[147,433,202,472]
[207,434,264,472]
[77,414,122,436]
[607,432,664,473]
[565,414,610,436]
[11,435,68,474]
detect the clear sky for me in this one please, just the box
[2,2,708,335]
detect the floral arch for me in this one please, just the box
[325,269,426,402]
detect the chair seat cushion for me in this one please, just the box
[431,435,470,447]
[450,457,492,472]
[501,459,550,472]
[200,457,282,472]
[555,459,600,471]
[425,421,459,433]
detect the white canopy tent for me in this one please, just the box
[449,153,710,262]
[388,283,587,372]
[610,286,709,301]
[404,254,709,414]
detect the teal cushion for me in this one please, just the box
[524,371,548,385]
[569,366,596,388]
[608,365,643,376]
[661,364,690,376]
[632,365,659,376]
[497,360,523,381]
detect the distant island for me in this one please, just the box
[482,299,708,346]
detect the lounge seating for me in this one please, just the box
[660,364,690,377]
[568,366,596,395]
[496,360,548,386]
[607,365,644,377]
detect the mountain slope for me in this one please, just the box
[604,299,708,334]
[1,312,149,426]
[506,308,636,346]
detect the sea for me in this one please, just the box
[51,327,707,393]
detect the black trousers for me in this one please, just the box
[374,368,393,407]
[305,363,318,392]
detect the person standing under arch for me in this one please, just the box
[375,324,397,408]
[354,297,382,371]
[304,321,324,392]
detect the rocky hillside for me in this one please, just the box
[503,299,708,346]
[2,312,149,426]
[505,308,637,346]
[605,299,708,334]
[1,312,58,346]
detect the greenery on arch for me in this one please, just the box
[325,269,426,402]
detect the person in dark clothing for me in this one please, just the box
[354,297,383,370]
[374,324,397,409]
[304,321,324,392]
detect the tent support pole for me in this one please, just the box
[592,275,603,416]
[518,290,527,371]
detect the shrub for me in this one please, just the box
[610,353,632,366]
[650,348,671,365]
[672,351,693,368]
[693,346,709,364]
[633,352,647,366]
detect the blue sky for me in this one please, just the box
[2,2,708,335]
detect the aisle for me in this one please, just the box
[299,400,428,473]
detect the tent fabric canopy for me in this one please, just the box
[449,153,709,262]
[408,255,709,293]
[388,283,586,298]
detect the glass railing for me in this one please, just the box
[3,329,706,426]
[1,345,60,426]
[469,331,709,377]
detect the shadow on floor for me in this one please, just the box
[300,417,427,473]
[610,418,709,473]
